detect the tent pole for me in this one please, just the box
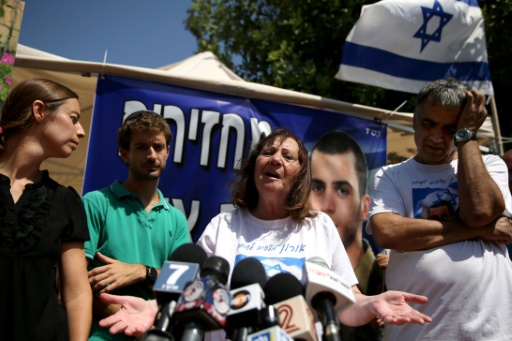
[489,95,504,156]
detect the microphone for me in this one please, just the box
[141,244,207,341]
[172,255,231,341]
[247,326,293,341]
[264,273,318,341]
[258,305,281,329]
[226,257,267,341]
[247,305,293,341]
[153,244,208,306]
[303,257,355,341]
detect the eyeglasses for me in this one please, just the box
[122,110,160,125]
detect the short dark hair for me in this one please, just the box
[230,128,316,220]
[414,78,469,117]
[117,110,172,151]
[311,131,368,196]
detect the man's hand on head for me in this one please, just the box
[456,90,487,132]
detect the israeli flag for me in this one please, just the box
[336,0,493,95]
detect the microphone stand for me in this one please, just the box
[181,321,205,341]
[316,297,341,341]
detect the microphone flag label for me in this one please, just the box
[153,261,201,304]
[247,326,293,341]
[273,296,318,341]
[303,261,355,314]
[228,283,265,314]
[231,290,251,310]
[174,277,232,329]
[154,261,200,292]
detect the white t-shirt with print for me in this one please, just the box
[369,155,512,341]
[197,208,358,286]
[198,208,357,341]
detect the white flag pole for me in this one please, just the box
[489,95,504,156]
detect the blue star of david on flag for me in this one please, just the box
[414,0,454,52]
[337,0,494,95]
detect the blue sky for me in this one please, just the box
[18,0,197,69]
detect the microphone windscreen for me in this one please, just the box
[264,273,303,305]
[230,257,267,290]
[169,243,208,265]
[201,256,231,285]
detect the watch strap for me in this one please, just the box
[145,266,157,286]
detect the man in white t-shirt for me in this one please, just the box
[501,149,512,260]
[368,78,512,341]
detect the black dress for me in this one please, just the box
[0,171,90,341]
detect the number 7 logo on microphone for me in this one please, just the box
[153,261,201,299]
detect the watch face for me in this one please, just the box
[455,129,475,144]
[456,129,470,139]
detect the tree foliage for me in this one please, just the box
[481,0,512,137]
[185,0,512,136]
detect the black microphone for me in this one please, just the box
[303,257,355,341]
[258,305,281,329]
[264,273,318,341]
[246,305,293,341]
[226,257,267,341]
[141,244,207,341]
[264,273,303,305]
[172,255,231,341]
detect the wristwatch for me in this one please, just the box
[145,266,157,286]
[454,128,476,146]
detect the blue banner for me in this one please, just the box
[83,75,387,241]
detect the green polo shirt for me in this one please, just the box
[83,180,191,341]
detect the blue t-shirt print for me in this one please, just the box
[412,180,459,220]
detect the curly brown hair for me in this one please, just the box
[230,128,316,220]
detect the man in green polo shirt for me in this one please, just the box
[310,131,387,341]
[83,110,191,341]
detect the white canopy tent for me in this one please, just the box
[11,43,499,193]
